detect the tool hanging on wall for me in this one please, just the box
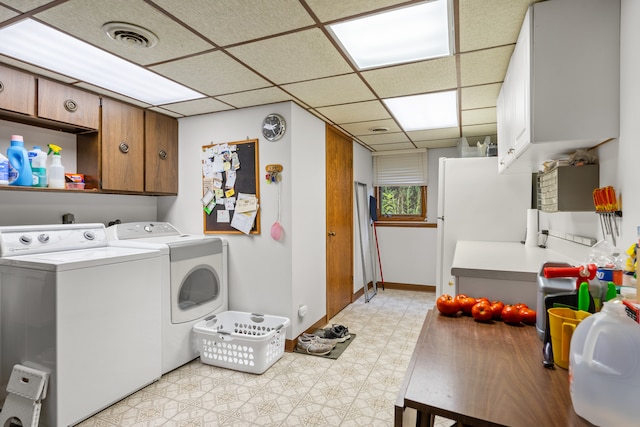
[592,186,622,246]
[369,195,384,290]
[266,164,284,240]
[265,164,283,184]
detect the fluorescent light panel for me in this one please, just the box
[0,19,204,105]
[328,0,452,70]
[384,91,458,131]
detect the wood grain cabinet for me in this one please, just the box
[0,64,36,116]
[145,110,178,194]
[37,79,99,130]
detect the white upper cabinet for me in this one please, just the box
[497,0,620,173]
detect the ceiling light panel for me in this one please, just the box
[384,91,458,131]
[0,19,204,105]
[328,0,453,70]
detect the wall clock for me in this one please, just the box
[262,113,286,141]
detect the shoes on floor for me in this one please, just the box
[317,324,351,343]
[301,333,338,347]
[296,335,334,355]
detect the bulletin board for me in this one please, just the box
[201,139,260,235]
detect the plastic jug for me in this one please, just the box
[28,146,47,187]
[569,300,640,426]
[7,135,32,186]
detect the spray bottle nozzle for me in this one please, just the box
[47,144,62,156]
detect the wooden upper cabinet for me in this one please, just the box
[100,97,144,193]
[0,64,36,116]
[145,111,178,195]
[37,79,99,129]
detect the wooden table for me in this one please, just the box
[395,310,594,427]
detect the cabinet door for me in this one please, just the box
[510,8,531,154]
[0,64,35,116]
[145,111,178,194]
[38,79,99,129]
[101,97,144,192]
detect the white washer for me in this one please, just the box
[0,223,162,427]
[106,222,228,374]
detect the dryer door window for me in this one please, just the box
[173,264,222,323]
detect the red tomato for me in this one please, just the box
[514,303,528,311]
[436,294,461,316]
[460,297,478,315]
[520,308,537,325]
[476,297,490,305]
[501,305,522,325]
[471,302,493,322]
[490,300,504,320]
[455,294,468,305]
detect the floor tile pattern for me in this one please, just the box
[78,289,454,427]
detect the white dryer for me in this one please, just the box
[106,222,228,374]
[0,223,162,427]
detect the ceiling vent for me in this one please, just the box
[102,22,158,48]
[368,126,390,133]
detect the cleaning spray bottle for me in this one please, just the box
[47,143,65,189]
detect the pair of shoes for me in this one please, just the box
[296,335,334,355]
[319,324,350,342]
[302,333,338,348]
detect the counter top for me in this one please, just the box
[451,241,581,282]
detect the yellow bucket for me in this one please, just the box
[548,307,591,369]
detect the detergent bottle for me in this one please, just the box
[7,135,32,186]
[47,144,65,189]
[28,146,48,187]
[569,300,640,426]
[0,152,8,185]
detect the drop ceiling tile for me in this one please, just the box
[34,0,213,65]
[459,0,536,52]
[359,132,409,145]
[460,83,502,110]
[1,0,52,13]
[217,87,295,108]
[151,51,271,96]
[153,0,315,46]
[305,0,408,22]
[228,29,353,84]
[414,138,459,149]
[340,119,401,136]
[148,106,183,118]
[368,142,416,151]
[282,74,375,108]
[462,123,498,137]
[0,6,19,21]
[459,45,513,87]
[362,56,457,98]
[160,98,234,116]
[461,107,497,126]
[407,128,460,141]
[316,100,389,124]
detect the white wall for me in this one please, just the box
[157,102,326,338]
[353,142,373,293]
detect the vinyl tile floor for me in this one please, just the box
[78,288,454,427]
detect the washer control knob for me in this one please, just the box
[38,234,50,243]
[84,231,95,240]
[19,235,32,245]
[144,224,153,233]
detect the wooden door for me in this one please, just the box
[145,111,178,195]
[101,97,144,192]
[326,124,353,320]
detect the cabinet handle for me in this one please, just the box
[0,81,4,93]
[508,148,514,154]
[64,99,78,113]
[328,231,336,236]
[119,142,129,153]
[158,150,167,160]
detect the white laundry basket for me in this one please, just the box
[193,311,290,374]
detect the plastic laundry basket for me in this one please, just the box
[193,311,290,374]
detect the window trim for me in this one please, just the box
[376,185,427,221]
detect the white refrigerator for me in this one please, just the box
[435,157,532,296]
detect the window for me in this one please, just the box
[373,149,428,221]
[377,185,427,220]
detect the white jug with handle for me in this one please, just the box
[569,300,640,426]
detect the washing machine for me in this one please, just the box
[106,222,228,374]
[0,223,162,427]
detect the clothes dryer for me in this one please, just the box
[106,222,228,374]
[0,223,162,427]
